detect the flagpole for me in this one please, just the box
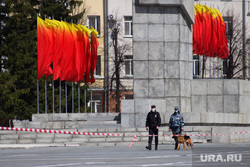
[78,82,80,113]
[37,13,39,114]
[72,82,74,113]
[37,80,39,114]
[85,84,87,113]
[217,59,219,78]
[52,14,55,114]
[220,59,223,79]
[91,84,92,113]
[65,81,67,113]
[204,57,206,78]
[213,59,215,78]
[209,58,211,78]
[59,80,61,113]
[45,80,47,114]
[52,81,54,113]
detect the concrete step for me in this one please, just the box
[30,113,120,122]
[85,120,118,125]
[0,125,212,145]
[87,114,120,121]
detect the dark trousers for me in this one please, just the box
[148,128,158,145]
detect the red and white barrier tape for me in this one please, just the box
[0,127,123,137]
[1,126,249,138]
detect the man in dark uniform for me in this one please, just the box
[169,106,184,150]
[145,105,161,150]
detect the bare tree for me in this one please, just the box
[223,10,250,79]
[199,9,250,79]
[108,20,132,113]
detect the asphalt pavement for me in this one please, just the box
[0,143,250,167]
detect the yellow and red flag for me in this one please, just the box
[37,17,53,80]
[193,4,229,59]
[60,21,78,82]
[90,27,99,84]
[37,18,99,83]
[78,25,92,84]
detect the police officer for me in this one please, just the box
[145,105,161,150]
[169,106,184,150]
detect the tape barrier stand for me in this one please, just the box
[1,126,250,148]
[129,135,138,148]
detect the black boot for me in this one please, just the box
[145,144,152,150]
[174,138,178,150]
[155,144,158,150]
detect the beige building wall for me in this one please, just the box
[77,0,105,88]
[108,0,133,90]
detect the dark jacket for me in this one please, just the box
[146,111,161,129]
[169,112,184,130]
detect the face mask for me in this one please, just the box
[175,110,178,113]
[152,108,156,112]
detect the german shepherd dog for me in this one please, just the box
[172,135,193,150]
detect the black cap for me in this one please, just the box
[151,105,156,108]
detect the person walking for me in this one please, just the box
[169,106,184,150]
[145,105,161,150]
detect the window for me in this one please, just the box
[248,1,250,12]
[124,16,133,37]
[223,17,233,38]
[87,16,100,37]
[94,55,101,76]
[124,55,133,76]
[193,55,200,78]
[124,94,133,99]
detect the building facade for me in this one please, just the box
[76,0,250,113]
[77,0,133,113]
[108,0,133,112]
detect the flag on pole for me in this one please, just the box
[90,27,99,83]
[37,17,53,80]
[60,21,77,81]
[193,4,229,59]
[37,18,99,83]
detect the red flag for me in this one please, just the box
[215,9,229,59]
[37,17,53,80]
[193,4,204,55]
[90,27,99,83]
[45,19,62,80]
[72,24,86,82]
[51,19,64,80]
[60,21,77,81]
[78,25,92,80]
[193,5,228,59]
[203,5,213,57]
[78,25,92,84]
